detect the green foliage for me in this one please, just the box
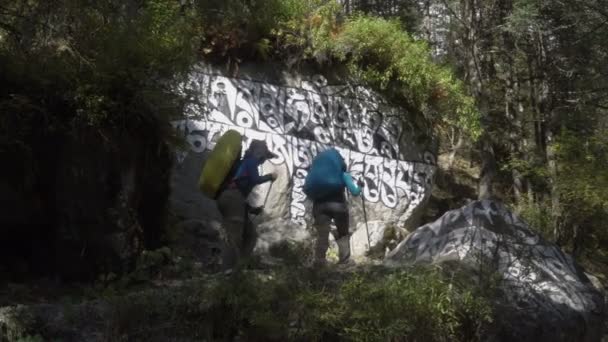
[431,0,608,261]
[550,129,608,254]
[503,156,549,181]
[504,0,541,36]
[15,335,45,342]
[1,0,480,148]
[0,307,44,342]
[75,266,493,341]
[268,240,314,266]
[193,267,492,341]
[295,268,492,341]
[554,130,608,213]
[273,2,481,139]
[0,0,195,149]
[126,247,174,283]
[81,246,208,300]
[194,0,310,60]
[513,197,553,240]
[512,127,608,256]
[189,0,480,138]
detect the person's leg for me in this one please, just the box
[312,202,332,267]
[216,189,247,270]
[323,202,351,263]
[329,203,350,239]
[241,213,256,263]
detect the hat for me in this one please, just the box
[247,140,278,161]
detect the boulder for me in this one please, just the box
[170,63,437,260]
[385,200,605,342]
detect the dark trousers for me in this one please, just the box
[216,188,256,269]
[312,201,350,265]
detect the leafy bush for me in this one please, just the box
[553,131,608,216]
[294,268,492,341]
[552,130,608,255]
[194,0,308,59]
[188,0,481,139]
[508,128,608,259]
[268,240,315,266]
[0,0,194,147]
[0,0,479,176]
[103,266,492,341]
[513,197,553,240]
[271,1,481,139]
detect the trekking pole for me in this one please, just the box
[263,180,273,208]
[252,166,275,217]
[359,178,371,249]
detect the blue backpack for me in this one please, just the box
[303,148,346,200]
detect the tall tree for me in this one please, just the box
[338,0,608,256]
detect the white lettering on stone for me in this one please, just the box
[174,72,436,225]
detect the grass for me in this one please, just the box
[1,263,493,342]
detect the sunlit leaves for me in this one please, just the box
[276,4,482,140]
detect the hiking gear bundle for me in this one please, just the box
[303,148,347,200]
[198,130,243,198]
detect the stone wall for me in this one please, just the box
[170,64,437,257]
[385,200,605,342]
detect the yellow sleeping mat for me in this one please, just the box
[198,129,243,198]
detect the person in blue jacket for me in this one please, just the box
[216,140,277,270]
[308,149,363,267]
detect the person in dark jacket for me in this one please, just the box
[311,156,363,267]
[216,140,277,270]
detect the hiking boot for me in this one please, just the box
[336,235,351,264]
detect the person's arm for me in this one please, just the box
[342,172,362,196]
[246,159,273,186]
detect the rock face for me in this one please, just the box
[170,63,437,259]
[385,200,605,342]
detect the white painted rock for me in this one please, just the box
[170,64,436,259]
[385,200,605,342]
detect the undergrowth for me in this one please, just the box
[98,266,492,342]
[190,0,481,139]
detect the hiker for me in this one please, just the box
[216,140,278,270]
[304,148,364,267]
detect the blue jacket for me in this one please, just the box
[230,140,276,197]
[342,172,362,197]
[233,156,273,196]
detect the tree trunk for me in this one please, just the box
[572,223,583,259]
[546,128,562,242]
[447,133,464,169]
[478,136,497,199]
